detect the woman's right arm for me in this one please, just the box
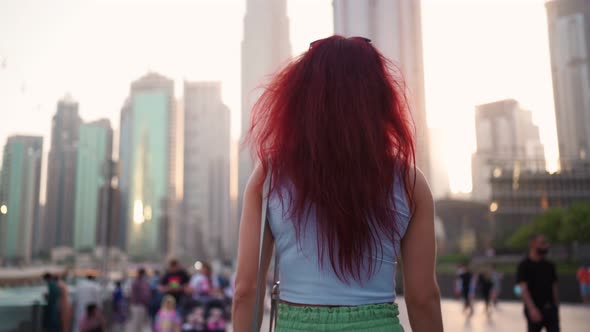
[401,169,443,331]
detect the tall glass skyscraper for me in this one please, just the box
[239,0,291,222]
[333,0,431,179]
[120,73,176,260]
[183,81,231,261]
[44,96,81,251]
[546,0,590,169]
[0,136,43,264]
[73,119,113,251]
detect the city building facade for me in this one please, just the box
[183,81,231,261]
[333,0,431,179]
[73,119,113,251]
[0,136,43,264]
[43,96,81,251]
[472,99,545,202]
[120,73,176,260]
[546,0,590,170]
[490,167,590,240]
[239,0,291,221]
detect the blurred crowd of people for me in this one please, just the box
[42,259,234,332]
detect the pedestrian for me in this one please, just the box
[576,263,590,304]
[78,304,105,332]
[42,273,61,332]
[155,295,182,332]
[232,35,443,331]
[456,263,474,316]
[490,264,503,307]
[74,275,101,332]
[112,280,128,331]
[160,260,190,313]
[477,269,494,316]
[129,267,151,331]
[57,274,73,332]
[189,262,222,315]
[517,234,560,332]
[149,269,164,322]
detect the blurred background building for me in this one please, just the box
[546,0,590,170]
[471,99,546,202]
[120,73,177,261]
[0,136,43,264]
[238,0,292,223]
[333,0,431,180]
[73,119,113,252]
[183,81,231,262]
[42,96,81,252]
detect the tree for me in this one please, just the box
[558,202,590,244]
[507,208,566,248]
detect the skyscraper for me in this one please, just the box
[117,99,132,250]
[120,73,176,260]
[546,0,590,169]
[333,0,431,179]
[0,136,43,264]
[43,96,81,251]
[239,0,291,219]
[183,81,231,260]
[73,119,113,251]
[471,99,546,202]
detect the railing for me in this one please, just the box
[0,298,113,332]
[0,302,42,332]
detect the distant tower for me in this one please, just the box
[43,96,81,250]
[183,81,231,261]
[119,73,176,260]
[238,0,291,220]
[471,99,545,202]
[73,119,113,252]
[0,136,43,264]
[333,0,431,179]
[546,0,590,169]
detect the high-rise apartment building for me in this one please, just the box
[73,119,113,251]
[43,96,81,250]
[333,0,431,179]
[239,0,291,220]
[546,0,590,169]
[119,73,176,260]
[0,136,43,264]
[471,99,546,201]
[183,81,231,261]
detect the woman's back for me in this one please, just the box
[232,36,442,332]
[269,178,411,306]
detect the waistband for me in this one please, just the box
[278,302,400,325]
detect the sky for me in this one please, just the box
[0,0,556,195]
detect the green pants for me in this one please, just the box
[275,302,404,332]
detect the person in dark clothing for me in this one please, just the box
[477,270,494,316]
[160,260,190,307]
[42,273,61,332]
[517,234,560,332]
[456,263,474,316]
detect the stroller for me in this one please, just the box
[181,296,228,332]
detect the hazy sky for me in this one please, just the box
[0,0,556,194]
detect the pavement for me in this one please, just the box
[128,298,590,332]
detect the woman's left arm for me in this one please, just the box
[232,164,275,332]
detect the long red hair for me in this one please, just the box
[247,35,416,282]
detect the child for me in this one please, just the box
[155,295,181,332]
[206,307,227,332]
[182,306,206,332]
[78,304,105,332]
